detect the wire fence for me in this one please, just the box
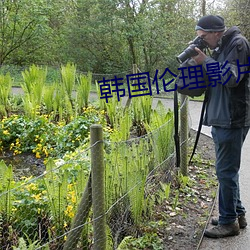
[0,95,190,249]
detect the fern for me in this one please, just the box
[60,62,76,101]
[76,72,92,111]
[21,65,47,118]
[43,159,68,228]
[0,160,14,221]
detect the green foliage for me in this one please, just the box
[144,100,175,164]
[105,95,124,128]
[43,159,68,230]
[0,108,101,157]
[0,61,181,248]
[61,63,76,100]
[105,135,154,230]
[0,73,12,117]
[43,85,56,113]
[12,176,48,240]
[0,0,52,65]
[76,72,92,110]
[21,65,47,118]
[13,235,47,250]
[0,161,14,222]
[158,182,171,203]
[132,95,153,126]
[117,233,163,250]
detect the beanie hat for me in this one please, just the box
[195,15,225,32]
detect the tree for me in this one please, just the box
[221,0,250,39]
[0,0,50,65]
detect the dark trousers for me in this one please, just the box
[211,126,249,225]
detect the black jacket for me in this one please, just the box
[203,26,250,128]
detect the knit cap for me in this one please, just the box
[195,15,225,32]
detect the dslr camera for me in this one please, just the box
[176,36,208,63]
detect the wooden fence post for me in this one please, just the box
[91,124,106,250]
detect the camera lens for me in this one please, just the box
[176,44,198,63]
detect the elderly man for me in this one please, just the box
[192,15,250,238]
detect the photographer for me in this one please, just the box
[191,15,250,238]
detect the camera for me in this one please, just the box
[176,36,208,63]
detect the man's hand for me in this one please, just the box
[192,47,207,64]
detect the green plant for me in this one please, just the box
[0,161,15,222]
[0,73,12,117]
[76,72,92,111]
[0,107,102,158]
[131,95,153,125]
[43,84,56,114]
[144,100,174,164]
[21,65,47,118]
[157,182,171,204]
[43,159,69,226]
[105,137,153,244]
[105,94,124,128]
[13,233,49,250]
[12,177,49,241]
[178,173,192,189]
[172,190,180,210]
[117,233,163,250]
[60,62,76,102]
[96,81,106,110]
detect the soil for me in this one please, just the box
[0,152,45,180]
[158,129,217,250]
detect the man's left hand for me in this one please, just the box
[192,47,207,64]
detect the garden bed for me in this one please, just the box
[0,129,217,250]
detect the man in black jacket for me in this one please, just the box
[192,15,250,238]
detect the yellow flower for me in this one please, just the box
[36,152,41,159]
[65,205,74,218]
[26,183,37,191]
[12,207,17,212]
[71,195,76,204]
[3,130,9,135]
[32,193,42,201]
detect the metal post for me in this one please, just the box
[180,94,189,176]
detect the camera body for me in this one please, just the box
[176,36,208,63]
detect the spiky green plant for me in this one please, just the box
[144,100,175,164]
[111,109,132,141]
[43,159,68,230]
[0,161,14,222]
[60,63,76,102]
[0,73,12,117]
[52,82,73,122]
[43,84,56,114]
[96,81,106,111]
[105,137,152,226]
[76,72,92,111]
[21,65,47,118]
[131,95,153,125]
[105,95,124,128]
